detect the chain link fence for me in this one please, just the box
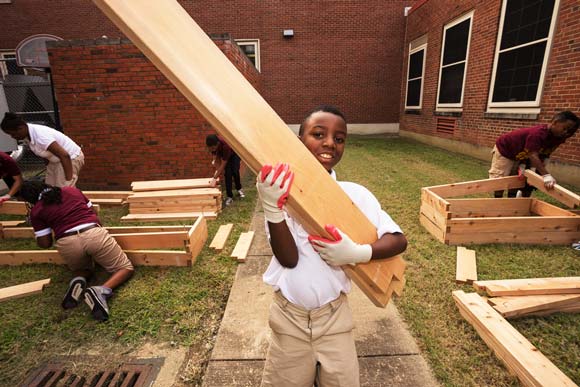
[1,57,55,176]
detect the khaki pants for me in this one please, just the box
[56,226,133,273]
[45,150,85,187]
[261,292,359,387]
[488,145,518,179]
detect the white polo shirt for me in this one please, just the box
[263,171,403,310]
[25,123,81,163]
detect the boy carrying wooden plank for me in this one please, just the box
[488,110,579,198]
[205,134,244,206]
[256,106,407,386]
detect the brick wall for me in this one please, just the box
[47,36,260,190]
[400,0,580,166]
[0,0,413,124]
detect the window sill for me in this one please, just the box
[405,109,421,115]
[434,110,462,117]
[484,112,539,120]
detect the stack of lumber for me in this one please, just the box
[420,173,580,245]
[121,178,220,222]
[474,277,580,318]
[0,217,208,267]
[453,290,577,387]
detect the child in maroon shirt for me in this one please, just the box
[19,180,134,321]
[488,111,579,198]
[0,151,23,204]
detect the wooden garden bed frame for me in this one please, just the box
[420,172,580,245]
[0,217,207,267]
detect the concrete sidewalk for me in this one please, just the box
[202,204,439,386]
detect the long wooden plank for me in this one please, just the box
[448,198,532,217]
[110,231,187,249]
[131,178,214,192]
[446,230,580,245]
[209,223,234,250]
[0,220,24,227]
[1,225,192,239]
[231,231,255,262]
[0,201,100,215]
[187,216,208,262]
[456,246,477,284]
[453,291,577,387]
[473,277,580,296]
[427,176,526,198]
[84,191,132,200]
[0,279,51,302]
[448,216,579,233]
[121,212,217,222]
[92,0,404,307]
[525,170,580,208]
[127,188,221,200]
[488,294,580,318]
[0,250,191,266]
[530,199,577,217]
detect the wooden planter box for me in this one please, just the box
[420,173,580,245]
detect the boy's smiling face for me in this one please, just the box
[300,111,347,172]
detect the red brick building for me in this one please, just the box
[399,0,580,186]
[1,0,579,187]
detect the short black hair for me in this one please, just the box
[298,105,347,135]
[205,134,219,147]
[0,112,26,132]
[553,111,580,131]
[19,180,62,205]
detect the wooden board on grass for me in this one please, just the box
[0,250,191,266]
[121,212,217,222]
[488,294,580,318]
[0,279,51,302]
[473,277,580,296]
[453,291,577,387]
[110,231,188,250]
[209,223,234,250]
[131,178,214,192]
[455,246,477,284]
[231,231,255,262]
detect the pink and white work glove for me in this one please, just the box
[0,194,11,205]
[308,224,372,267]
[543,174,556,190]
[255,163,294,223]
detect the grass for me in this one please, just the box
[337,136,579,387]
[0,175,256,386]
[1,136,579,386]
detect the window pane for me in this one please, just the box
[408,50,424,79]
[443,18,470,66]
[501,0,555,50]
[492,40,546,102]
[406,79,422,107]
[3,55,25,75]
[438,62,465,104]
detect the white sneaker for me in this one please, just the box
[225,197,233,206]
[238,189,245,198]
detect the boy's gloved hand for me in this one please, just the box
[0,194,11,205]
[309,224,372,267]
[256,163,294,223]
[543,174,556,190]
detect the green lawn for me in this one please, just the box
[1,136,578,386]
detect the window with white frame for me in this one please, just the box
[436,11,473,109]
[235,39,260,72]
[488,0,559,110]
[405,36,427,109]
[0,52,25,78]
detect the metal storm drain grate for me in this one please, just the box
[20,358,163,387]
